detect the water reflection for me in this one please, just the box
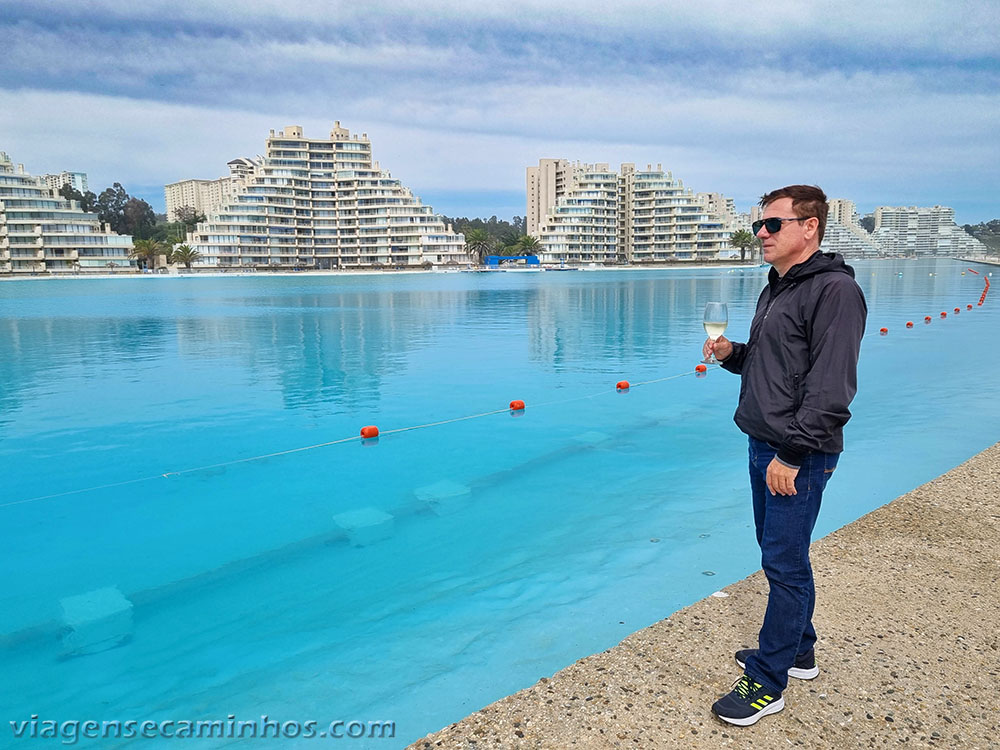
[0,261,998,749]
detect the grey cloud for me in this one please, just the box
[1,1,997,222]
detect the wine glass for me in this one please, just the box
[703,302,728,363]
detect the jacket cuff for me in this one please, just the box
[776,446,804,469]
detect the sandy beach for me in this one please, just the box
[409,442,1000,749]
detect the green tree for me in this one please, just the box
[962,220,1000,254]
[514,234,541,255]
[148,221,187,245]
[129,239,166,270]
[58,184,98,213]
[123,197,156,239]
[495,228,522,255]
[859,216,875,233]
[728,229,758,262]
[169,244,202,269]
[174,205,206,235]
[464,228,493,264]
[95,183,130,234]
[442,214,526,247]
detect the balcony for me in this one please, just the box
[43,250,79,260]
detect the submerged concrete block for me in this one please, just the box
[414,479,471,515]
[60,586,133,656]
[572,430,610,445]
[333,507,395,546]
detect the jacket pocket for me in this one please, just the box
[792,373,803,410]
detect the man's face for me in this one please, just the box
[757,197,812,273]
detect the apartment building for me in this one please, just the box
[527,160,732,264]
[535,163,619,263]
[822,198,882,258]
[42,170,88,195]
[184,123,466,269]
[525,158,571,236]
[872,205,986,256]
[164,157,258,221]
[0,152,133,275]
[696,192,736,225]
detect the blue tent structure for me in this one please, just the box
[485,255,540,267]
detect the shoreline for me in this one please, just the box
[409,441,1000,749]
[4,256,989,284]
[0,263,760,281]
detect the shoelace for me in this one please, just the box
[732,675,758,700]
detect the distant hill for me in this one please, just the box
[963,220,1000,253]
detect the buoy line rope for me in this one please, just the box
[5,274,989,511]
[0,366,710,510]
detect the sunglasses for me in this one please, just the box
[752,217,808,234]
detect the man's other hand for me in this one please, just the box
[703,335,733,361]
[766,457,799,496]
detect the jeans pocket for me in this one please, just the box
[822,453,839,486]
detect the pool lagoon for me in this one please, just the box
[1,260,997,747]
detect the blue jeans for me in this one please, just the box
[743,437,839,693]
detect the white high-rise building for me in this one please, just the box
[535,163,619,263]
[872,205,986,256]
[0,152,133,275]
[185,124,466,269]
[0,151,135,274]
[527,160,732,264]
[165,157,259,221]
[42,171,88,195]
[526,158,571,237]
[624,165,730,262]
[823,198,882,258]
[696,192,736,225]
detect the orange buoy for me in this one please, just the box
[940,311,947,318]
[509,399,525,411]
[695,364,707,373]
[967,304,973,310]
[905,321,913,328]
[616,380,630,391]
[879,327,888,335]
[954,307,961,313]
[924,315,932,322]
[360,425,379,439]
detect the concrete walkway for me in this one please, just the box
[409,443,999,749]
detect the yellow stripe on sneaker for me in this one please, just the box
[751,701,764,709]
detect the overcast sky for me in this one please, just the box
[2,0,997,223]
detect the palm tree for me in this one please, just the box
[728,229,759,263]
[464,228,492,265]
[513,234,541,255]
[170,244,202,270]
[497,228,521,255]
[129,239,166,270]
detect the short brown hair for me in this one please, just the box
[760,185,829,244]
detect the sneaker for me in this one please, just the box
[712,674,784,726]
[735,648,819,680]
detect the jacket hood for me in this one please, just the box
[770,251,856,285]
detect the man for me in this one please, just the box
[705,185,867,726]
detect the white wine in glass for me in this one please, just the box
[703,302,728,363]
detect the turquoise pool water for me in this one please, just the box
[1,260,997,748]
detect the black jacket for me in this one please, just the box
[720,251,867,466]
